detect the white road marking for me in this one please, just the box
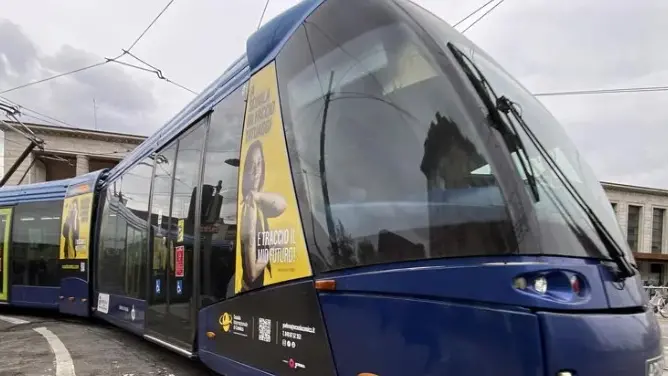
[0,314,29,325]
[33,326,76,376]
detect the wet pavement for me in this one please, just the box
[0,307,216,376]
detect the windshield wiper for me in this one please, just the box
[498,95,636,281]
[447,44,540,203]
[446,43,635,281]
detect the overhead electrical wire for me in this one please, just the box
[453,0,496,28]
[126,0,176,52]
[0,0,191,154]
[461,0,506,34]
[0,96,77,128]
[257,0,271,30]
[111,50,198,95]
[451,1,667,99]
[0,61,109,95]
[0,0,180,95]
[533,85,668,97]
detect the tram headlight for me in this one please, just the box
[534,276,548,294]
[513,277,527,289]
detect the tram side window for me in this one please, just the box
[149,142,178,304]
[97,185,126,295]
[11,200,63,286]
[276,0,516,272]
[117,158,153,299]
[168,120,207,306]
[200,85,245,306]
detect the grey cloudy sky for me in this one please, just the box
[0,0,666,188]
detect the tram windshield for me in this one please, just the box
[399,0,634,264]
[276,0,631,273]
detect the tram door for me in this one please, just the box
[0,208,12,302]
[146,121,206,352]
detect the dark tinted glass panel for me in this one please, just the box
[200,86,245,306]
[97,185,126,295]
[149,143,177,304]
[276,0,515,272]
[117,158,153,298]
[0,212,8,295]
[169,121,207,319]
[11,200,62,286]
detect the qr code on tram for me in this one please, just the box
[258,318,272,343]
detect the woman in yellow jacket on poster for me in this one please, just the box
[61,199,80,259]
[239,140,286,292]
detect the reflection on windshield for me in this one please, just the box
[457,43,630,260]
[397,0,630,261]
[473,148,583,185]
[276,0,519,272]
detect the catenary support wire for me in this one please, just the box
[461,0,506,33]
[453,0,496,28]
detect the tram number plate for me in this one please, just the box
[175,246,185,278]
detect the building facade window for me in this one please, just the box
[652,208,665,254]
[627,205,642,252]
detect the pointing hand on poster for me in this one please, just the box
[248,191,287,218]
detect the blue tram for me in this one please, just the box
[1,0,663,375]
[0,170,105,312]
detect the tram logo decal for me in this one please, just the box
[234,61,312,294]
[219,312,232,332]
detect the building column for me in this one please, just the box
[75,154,90,176]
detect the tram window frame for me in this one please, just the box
[10,200,63,287]
[275,0,517,273]
[199,84,246,306]
[166,119,208,307]
[148,140,179,304]
[117,157,154,299]
[96,185,127,296]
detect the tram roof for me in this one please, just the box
[0,170,106,206]
[104,0,323,185]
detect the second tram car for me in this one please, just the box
[0,170,105,313]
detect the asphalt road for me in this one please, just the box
[0,307,216,376]
[0,308,667,376]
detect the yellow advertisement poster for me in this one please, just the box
[234,61,312,294]
[59,192,93,260]
[177,219,184,243]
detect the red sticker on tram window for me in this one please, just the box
[175,246,185,278]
